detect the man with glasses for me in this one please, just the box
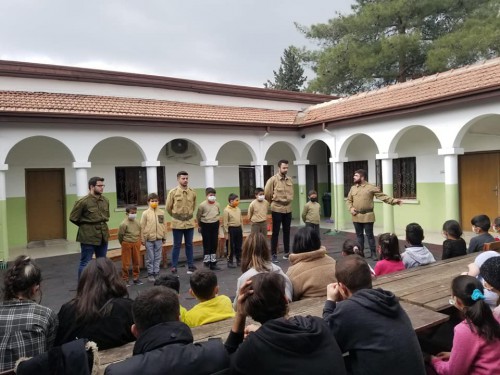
[70,176,110,279]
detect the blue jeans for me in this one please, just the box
[171,228,194,268]
[353,222,375,255]
[78,242,108,279]
[145,239,162,276]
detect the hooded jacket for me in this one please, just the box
[323,288,425,375]
[401,245,436,268]
[104,321,228,375]
[225,315,346,375]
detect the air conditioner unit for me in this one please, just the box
[166,139,193,159]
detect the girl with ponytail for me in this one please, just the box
[374,233,405,276]
[0,255,58,371]
[431,275,500,374]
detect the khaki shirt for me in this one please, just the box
[118,218,141,244]
[264,173,294,213]
[302,201,321,224]
[247,199,269,223]
[196,200,221,224]
[223,205,242,233]
[346,183,397,223]
[69,194,110,245]
[140,207,166,242]
[166,186,197,229]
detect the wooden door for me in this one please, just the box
[26,169,66,241]
[459,152,500,227]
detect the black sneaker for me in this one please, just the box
[272,254,279,263]
[187,265,197,274]
[133,279,144,286]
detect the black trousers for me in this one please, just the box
[227,226,242,263]
[200,221,219,257]
[306,222,320,237]
[271,211,292,255]
[353,221,375,254]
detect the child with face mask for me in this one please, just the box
[196,187,221,270]
[301,190,321,237]
[247,187,269,237]
[224,193,243,268]
[118,205,143,285]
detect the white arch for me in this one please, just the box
[388,125,442,154]
[263,140,300,161]
[215,140,257,162]
[4,135,75,164]
[337,133,379,161]
[452,113,500,148]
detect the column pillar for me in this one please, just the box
[376,153,397,233]
[333,159,345,230]
[293,160,309,225]
[142,161,161,194]
[200,160,218,188]
[73,162,91,198]
[438,148,464,221]
[0,164,8,261]
[251,160,267,188]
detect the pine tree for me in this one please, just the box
[265,46,307,91]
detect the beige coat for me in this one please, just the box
[140,208,166,242]
[264,173,294,213]
[247,199,269,223]
[166,186,197,229]
[346,183,398,223]
[302,201,321,224]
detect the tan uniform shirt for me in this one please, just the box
[223,205,242,233]
[140,208,166,242]
[166,186,197,229]
[302,201,321,224]
[264,173,294,213]
[346,183,397,223]
[247,199,269,223]
[196,200,220,224]
[118,218,141,244]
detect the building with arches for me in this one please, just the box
[0,58,499,260]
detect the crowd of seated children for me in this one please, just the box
[0,256,58,372]
[480,256,500,319]
[374,233,405,276]
[234,232,293,309]
[286,226,336,300]
[55,257,135,350]
[441,220,467,260]
[225,272,346,375]
[401,223,436,268]
[429,275,500,375]
[154,274,187,322]
[184,269,235,328]
[468,214,495,253]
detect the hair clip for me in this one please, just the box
[471,289,485,301]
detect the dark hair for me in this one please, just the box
[2,255,42,301]
[205,187,216,195]
[308,190,317,196]
[471,214,491,232]
[277,159,288,167]
[73,258,128,323]
[452,275,500,342]
[241,233,271,273]
[154,274,180,293]
[228,193,239,203]
[88,176,104,189]
[335,255,372,293]
[354,169,367,179]
[442,220,462,239]
[190,270,217,301]
[480,257,500,291]
[342,239,363,256]
[406,222,424,246]
[254,187,264,195]
[292,226,321,254]
[133,287,180,333]
[177,171,188,178]
[125,205,137,213]
[378,233,401,261]
[147,193,159,201]
[244,272,288,324]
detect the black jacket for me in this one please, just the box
[225,315,346,375]
[104,321,229,375]
[323,288,425,375]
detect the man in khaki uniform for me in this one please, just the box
[264,159,294,263]
[70,176,110,279]
[347,169,402,259]
[166,171,197,274]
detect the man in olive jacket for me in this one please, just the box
[70,176,110,278]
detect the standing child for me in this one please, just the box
[118,205,143,285]
[196,187,221,271]
[302,190,321,237]
[441,220,467,260]
[492,217,500,241]
[223,193,243,269]
[140,193,166,282]
[468,214,495,253]
[374,233,405,276]
[247,188,269,237]
[430,275,500,374]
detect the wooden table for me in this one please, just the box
[373,253,476,311]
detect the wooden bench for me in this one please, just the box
[484,241,500,251]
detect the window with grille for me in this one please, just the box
[239,165,274,199]
[115,166,166,207]
[393,157,416,199]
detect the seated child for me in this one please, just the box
[154,275,188,322]
[492,217,500,241]
[430,275,500,374]
[464,251,500,311]
[468,214,495,253]
[480,256,500,319]
[184,270,235,327]
[374,233,405,276]
[441,219,467,260]
[401,223,436,268]
[341,239,363,257]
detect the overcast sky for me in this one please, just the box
[0,0,354,87]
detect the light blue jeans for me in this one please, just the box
[145,239,162,275]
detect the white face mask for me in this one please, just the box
[128,213,137,220]
[208,196,216,202]
[257,195,265,201]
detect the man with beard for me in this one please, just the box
[264,160,294,262]
[347,169,402,259]
[70,176,110,279]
